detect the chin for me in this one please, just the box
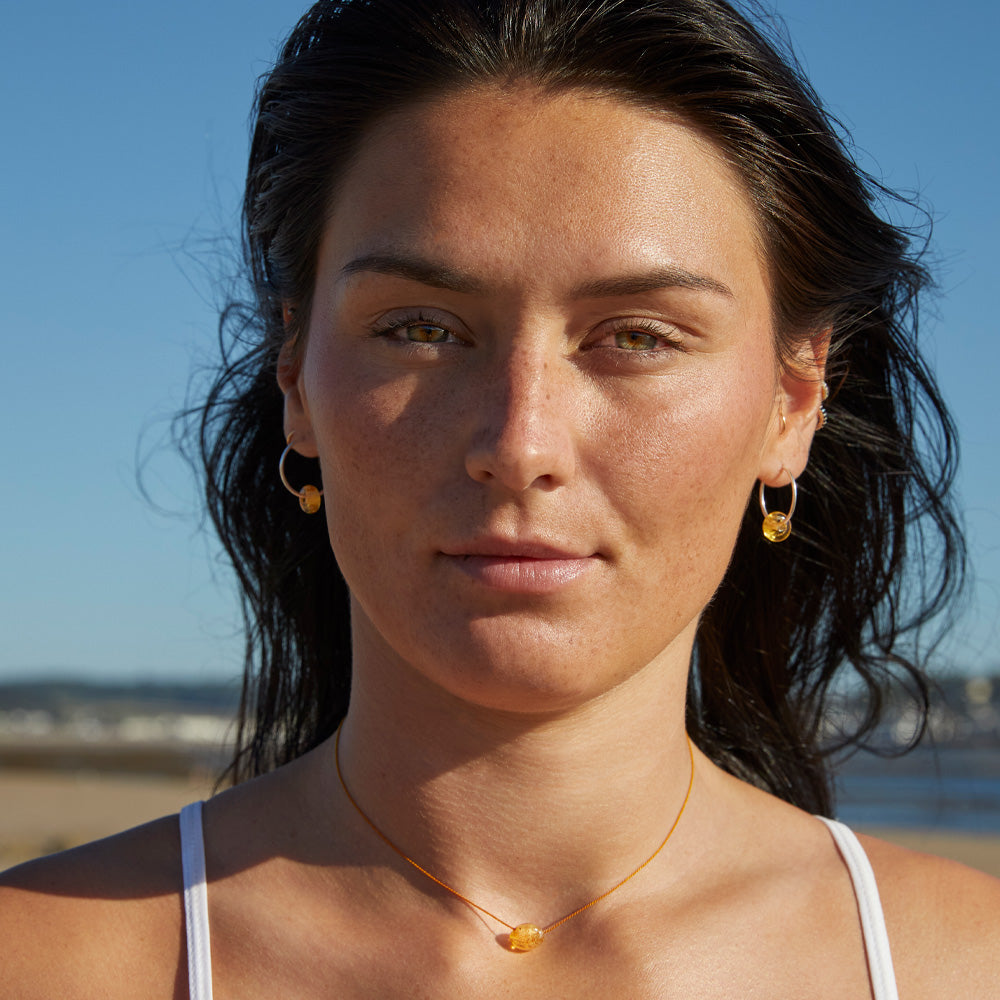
[410,622,654,716]
[430,668,610,718]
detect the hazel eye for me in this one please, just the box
[614,329,662,351]
[404,323,450,343]
[370,312,465,349]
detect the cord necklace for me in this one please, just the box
[334,725,695,951]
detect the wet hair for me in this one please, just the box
[188,0,964,814]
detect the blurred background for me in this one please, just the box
[1,0,997,871]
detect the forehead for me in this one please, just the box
[323,85,770,304]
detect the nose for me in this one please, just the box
[464,348,577,492]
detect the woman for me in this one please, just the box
[2,0,997,996]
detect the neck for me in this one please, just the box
[316,625,696,927]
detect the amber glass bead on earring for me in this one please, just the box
[762,511,791,542]
[299,485,322,514]
[508,924,545,951]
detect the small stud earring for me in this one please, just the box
[816,380,829,430]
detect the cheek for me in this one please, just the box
[594,362,771,514]
[303,352,461,559]
[588,360,773,618]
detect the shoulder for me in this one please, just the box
[0,814,185,1000]
[857,831,1000,999]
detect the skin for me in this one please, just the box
[1,87,997,1000]
[284,87,817,722]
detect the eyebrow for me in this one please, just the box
[340,253,484,293]
[571,267,733,299]
[339,251,733,299]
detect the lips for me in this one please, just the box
[439,538,599,594]
[440,538,591,560]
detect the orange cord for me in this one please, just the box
[334,726,695,939]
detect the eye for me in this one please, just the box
[614,329,662,351]
[403,323,450,343]
[588,318,684,355]
[370,311,462,345]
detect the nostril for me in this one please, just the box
[464,439,573,493]
[465,460,496,485]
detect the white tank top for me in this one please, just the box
[179,803,898,1000]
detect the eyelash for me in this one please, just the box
[597,317,684,353]
[369,312,458,344]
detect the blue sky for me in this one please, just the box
[2,1,997,683]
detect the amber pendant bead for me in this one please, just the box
[298,484,322,514]
[762,511,791,542]
[508,924,545,951]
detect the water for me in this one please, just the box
[833,746,1000,833]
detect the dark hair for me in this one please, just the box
[188,0,964,814]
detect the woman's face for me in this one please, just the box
[282,86,820,712]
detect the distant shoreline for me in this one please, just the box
[2,767,999,879]
[3,679,997,874]
[852,825,1000,878]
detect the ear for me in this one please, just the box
[276,309,318,458]
[757,330,829,487]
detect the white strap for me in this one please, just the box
[174,803,887,1000]
[180,802,214,1000]
[817,817,899,1000]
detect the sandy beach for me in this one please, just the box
[2,768,998,878]
[0,769,215,870]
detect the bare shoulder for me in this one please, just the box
[858,832,1000,999]
[0,815,184,999]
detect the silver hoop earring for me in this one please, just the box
[759,474,797,543]
[279,434,323,514]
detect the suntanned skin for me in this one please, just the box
[3,752,998,999]
[4,88,997,998]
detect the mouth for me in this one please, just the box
[439,538,600,594]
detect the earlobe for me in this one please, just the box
[276,337,318,457]
[758,330,830,485]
